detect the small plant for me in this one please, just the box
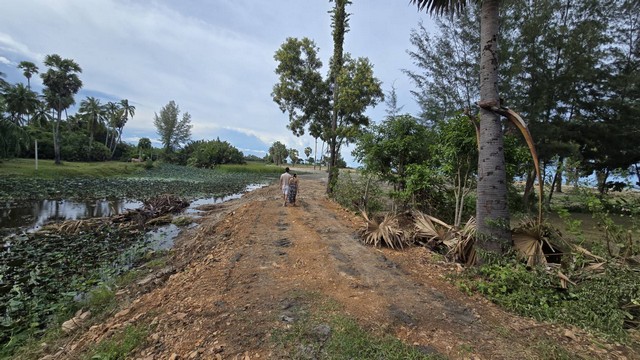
[88,324,148,359]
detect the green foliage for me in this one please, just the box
[268,141,288,165]
[0,163,277,205]
[331,171,384,214]
[153,100,192,154]
[456,255,640,341]
[61,133,111,162]
[88,324,148,360]
[353,114,431,191]
[0,158,144,178]
[184,138,245,168]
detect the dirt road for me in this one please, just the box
[45,171,636,359]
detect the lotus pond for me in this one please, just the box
[0,163,280,349]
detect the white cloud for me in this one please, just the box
[1,0,436,165]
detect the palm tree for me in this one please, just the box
[17,61,39,90]
[411,0,510,253]
[31,99,54,128]
[78,96,105,148]
[103,101,121,154]
[4,83,39,126]
[40,54,83,165]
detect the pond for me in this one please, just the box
[0,182,269,234]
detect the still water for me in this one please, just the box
[0,183,269,234]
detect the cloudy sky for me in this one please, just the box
[1,0,436,164]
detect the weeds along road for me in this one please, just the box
[45,170,635,360]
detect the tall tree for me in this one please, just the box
[40,54,82,165]
[405,14,479,125]
[268,141,288,165]
[411,0,510,252]
[17,61,39,90]
[78,96,104,149]
[327,0,351,193]
[153,100,192,154]
[4,83,38,126]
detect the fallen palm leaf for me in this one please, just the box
[359,212,407,249]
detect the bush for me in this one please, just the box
[332,172,384,213]
[456,254,640,341]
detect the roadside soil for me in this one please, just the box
[41,170,638,359]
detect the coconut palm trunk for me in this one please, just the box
[476,0,511,251]
[411,0,511,253]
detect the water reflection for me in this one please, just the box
[0,199,143,231]
[0,182,270,233]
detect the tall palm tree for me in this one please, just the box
[103,101,121,153]
[108,99,135,158]
[31,99,54,128]
[17,61,39,90]
[78,96,105,148]
[411,0,510,253]
[4,83,39,126]
[40,54,83,165]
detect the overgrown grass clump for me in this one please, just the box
[454,254,640,341]
[272,291,443,359]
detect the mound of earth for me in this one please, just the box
[41,170,637,359]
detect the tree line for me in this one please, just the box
[0,58,248,168]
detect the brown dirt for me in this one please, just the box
[41,170,638,359]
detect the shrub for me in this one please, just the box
[332,172,384,213]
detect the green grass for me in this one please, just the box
[217,162,299,174]
[87,324,149,360]
[272,291,443,360]
[0,158,145,178]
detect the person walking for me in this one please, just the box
[288,174,299,206]
[279,167,293,206]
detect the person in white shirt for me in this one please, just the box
[279,167,293,206]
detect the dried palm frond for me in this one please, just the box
[447,217,477,266]
[413,212,449,246]
[512,218,563,266]
[359,212,406,249]
[412,212,477,266]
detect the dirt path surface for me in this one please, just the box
[45,170,636,359]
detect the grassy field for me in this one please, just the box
[0,158,145,178]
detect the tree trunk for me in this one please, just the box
[555,157,564,193]
[476,0,511,254]
[53,110,62,165]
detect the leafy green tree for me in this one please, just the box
[4,83,38,126]
[353,114,431,193]
[288,148,299,164]
[30,100,53,127]
[40,54,83,165]
[431,114,478,227]
[138,137,152,150]
[78,96,105,149]
[405,13,479,124]
[186,138,245,168]
[153,100,192,154]
[268,141,288,165]
[17,61,39,90]
[411,0,510,251]
[304,146,312,163]
[273,0,383,194]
